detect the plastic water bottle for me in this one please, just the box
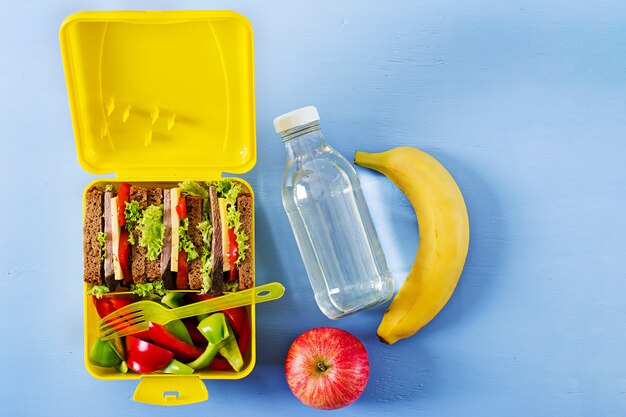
[274,106,393,319]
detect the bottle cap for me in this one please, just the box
[273,106,320,133]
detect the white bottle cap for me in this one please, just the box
[273,106,320,133]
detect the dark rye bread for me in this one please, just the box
[130,186,148,284]
[187,196,205,290]
[236,193,254,290]
[83,187,104,285]
[146,188,163,281]
[208,185,224,294]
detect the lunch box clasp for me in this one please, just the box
[133,375,208,405]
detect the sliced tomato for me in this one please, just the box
[117,182,131,226]
[126,336,174,373]
[176,250,188,290]
[176,197,187,219]
[119,229,132,286]
[227,228,239,283]
[148,322,204,362]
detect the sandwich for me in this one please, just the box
[83,179,253,297]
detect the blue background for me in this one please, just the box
[1,1,625,416]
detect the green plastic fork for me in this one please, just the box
[98,282,285,341]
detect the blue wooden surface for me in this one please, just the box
[1,1,625,416]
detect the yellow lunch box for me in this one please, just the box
[60,10,257,405]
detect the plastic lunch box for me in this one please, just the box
[59,10,257,405]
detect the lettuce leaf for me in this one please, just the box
[235,231,250,266]
[179,180,209,199]
[86,285,110,299]
[222,280,238,293]
[131,281,167,297]
[197,220,213,294]
[212,178,235,198]
[124,200,142,245]
[223,181,240,207]
[97,231,106,260]
[179,218,199,262]
[138,205,165,261]
[201,252,214,295]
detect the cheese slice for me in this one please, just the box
[170,188,180,272]
[218,198,230,271]
[110,197,123,281]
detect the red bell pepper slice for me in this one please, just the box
[117,182,131,226]
[119,229,132,285]
[148,322,204,362]
[176,197,187,219]
[185,293,215,303]
[224,308,248,345]
[92,296,151,340]
[208,354,231,371]
[92,296,134,319]
[227,228,239,282]
[183,318,208,347]
[126,336,174,373]
[176,251,189,290]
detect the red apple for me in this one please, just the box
[285,327,369,410]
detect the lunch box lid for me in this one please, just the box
[60,10,256,179]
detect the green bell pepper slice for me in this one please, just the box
[109,337,125,360]
[157,300,194,345]
[89,338,123,368]
[160,359,195,375]
[115,360,129,374]
[165,320,193,345]
[218,322,244,372]
[161,292,186,308]
[186,313,230,370]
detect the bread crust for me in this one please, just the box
[187,196,205,290]
[83,187,104,285]
[130,186,148,284]
[236,193,254,290]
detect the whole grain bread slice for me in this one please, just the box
[236,193,254,290]
[130,185,148,284]
[187,195,205,290]
[83,187,104,285]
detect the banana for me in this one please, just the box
[354,147,469,345]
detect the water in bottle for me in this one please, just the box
[274,106,393,319]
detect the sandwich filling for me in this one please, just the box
[83,179,253,297]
